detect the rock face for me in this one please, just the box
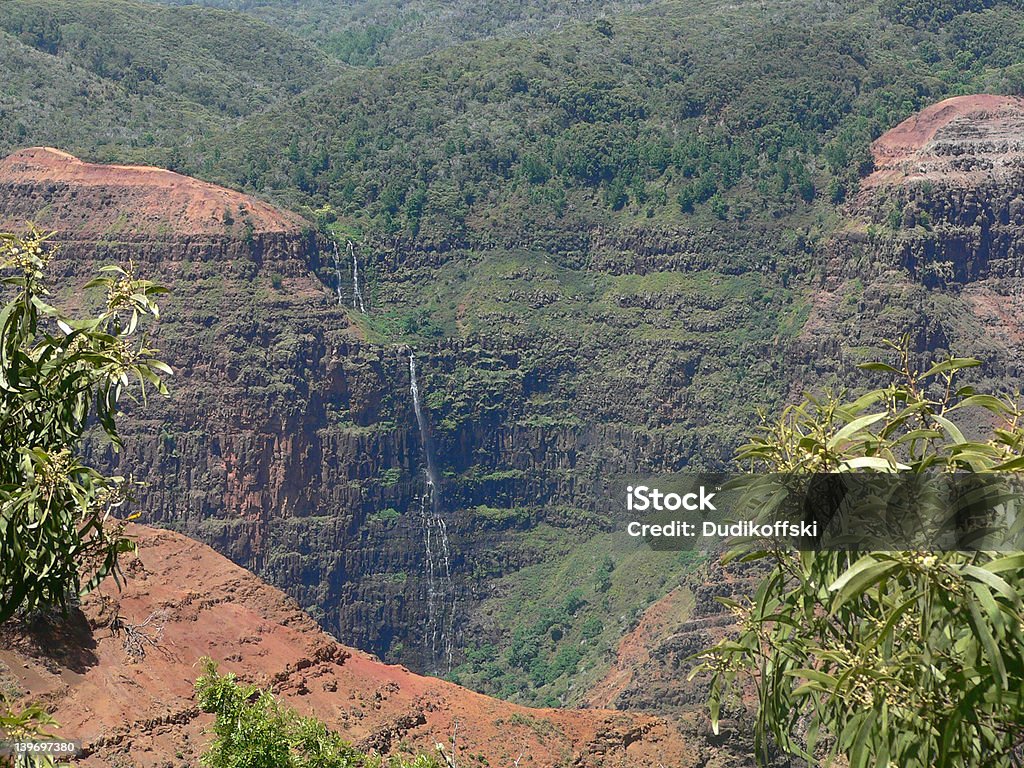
[578,554,770,768]
[863,95,1024,191]
[0,524,697,768]
[0,148,708,677]
[4,91,1023,733]
[844,94,1024,288]
[797,94,1024,387]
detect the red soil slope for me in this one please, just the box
[863,94,1024,189]
[0,525,696,767]
[0,147,304,237]
[586,588,694,710]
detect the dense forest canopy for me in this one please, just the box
[3,0,1024,244]
[182,0,1024,242]
[148,0,665,65]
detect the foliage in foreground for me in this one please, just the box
[0,229,170,623]
[695,344,1024,767]
[195,659,439,768]
[0,701,56,767]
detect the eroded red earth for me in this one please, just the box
[863,94,1024,189]
[0,525,697,767]
[0,148,304,237]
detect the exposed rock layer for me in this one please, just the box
[0,524,696,767]
[0,148,707,677]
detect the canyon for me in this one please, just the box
[0,146,720,685]
[3,91,1024,762]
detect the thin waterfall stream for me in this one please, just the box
[350,240,367,314]
[408,352,455,673]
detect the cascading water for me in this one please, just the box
[408,352,455,673]
[409,354,439,488]
[331,241,344,307]
[349,240,367,314]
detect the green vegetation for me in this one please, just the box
[12,0,1024,240]
[0,0,334,163]
[6,0,1024,716]
[379,468,403,486]
[0,0,330,117]
[169,0,1024,241]
[0,229,169,623]
[697,344,1024,766]
[366,507,402,525]
[148,0,661,65]
[451,530,701,706]
[880,0,1024,27]
[195,659,439,768]
[0,701,57,767]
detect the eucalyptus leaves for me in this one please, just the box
[695,342,1024,767]
[0,228,170,623]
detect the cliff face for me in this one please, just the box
[839,94,1024,285]
[0,148,710,677]
[795,95,1024,387]
[0,524,696,768]
[4,90,1022,724]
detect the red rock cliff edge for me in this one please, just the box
[0,525,695,768]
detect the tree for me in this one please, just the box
[694,341,1024,767]
[0,228,170,623]
[194,660,439,768]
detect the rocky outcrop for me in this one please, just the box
[0,147,318,275]
[794,95,1024,390]
[0,524,698,767]
[0,147,305,236]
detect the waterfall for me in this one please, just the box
[409,354,439,489]
[409,352,455,673]
[331,241,344,307]
[349,240,367,314]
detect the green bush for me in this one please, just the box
[195,659,439,768]
[0,229,170,623]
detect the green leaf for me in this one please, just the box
[921,358,981,378]
[931,413,966,446]
[966,597,1008,689]
[990,455,1024,472]
[981,554,1024,574]
[828,555,900,611]
[827,412,889,449]
[785,668,840,688]
[950,394,1010,415]
[838,456,909,471]
[963,565,1019,603]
